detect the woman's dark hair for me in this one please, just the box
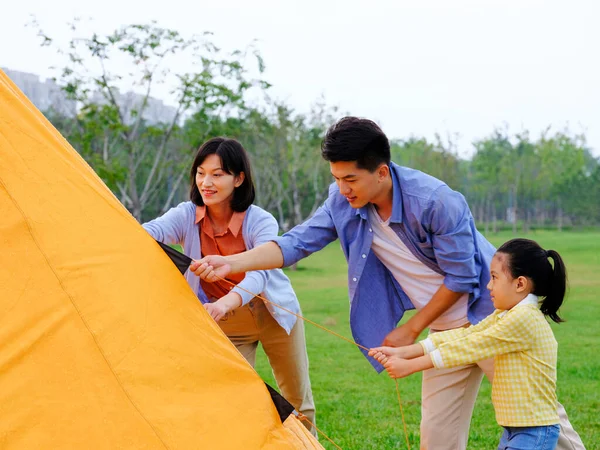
[189,137,255,212]
[497,238,567,323]
[321,116,391,172]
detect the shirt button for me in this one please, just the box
[362,254,366,258]
[369,228,372,232]
[352,277,357,282]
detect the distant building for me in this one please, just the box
[3,68,76,117]
[90,90,178,126]
[3,67,178,125]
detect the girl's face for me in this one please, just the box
[195,154,244,208]
[487,253,529,310]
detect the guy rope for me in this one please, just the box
[215,275,412,450]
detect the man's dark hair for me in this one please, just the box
[189,137,255,212]
[321,116,390,172]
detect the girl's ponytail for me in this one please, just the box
[497,239,568,323]
[541,249,567,323]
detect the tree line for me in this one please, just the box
[36,21,600,231]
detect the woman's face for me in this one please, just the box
[195,154,244,208]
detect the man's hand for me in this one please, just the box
[382,324,420,347]
[190,242,285,282]
[190,255,231,282]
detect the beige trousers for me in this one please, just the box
[218,299,316,435]
[420,356,586,449]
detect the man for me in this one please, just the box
[191,117,584,450]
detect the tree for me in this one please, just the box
[34,19,267,220]
[471,131,511,233]
[536,130,588,230]
[391,134,462,191]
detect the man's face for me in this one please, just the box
[329,160,385,209]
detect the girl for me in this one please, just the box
[143,137,316,433]
[370,238,568,450]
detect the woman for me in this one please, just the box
[143,137,315,432]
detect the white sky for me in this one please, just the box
[2,0,599,157]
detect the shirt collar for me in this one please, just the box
[195,206,245,238]
[195,205,206,224]
[518,293,540,307]
[498,293,539,317]
[356,162,404,223]
[228,211,245,237]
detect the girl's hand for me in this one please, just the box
[369,346,401,357]
[382,357,415,379]
[370,346,431,378]
[369,345,418,360]
[369,346,400,364]
[370,343,426,362]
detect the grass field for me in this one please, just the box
[254,230,600,449]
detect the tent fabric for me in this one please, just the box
[264,383,297,424]
[0,69,325,450]
[155,241,306,426]
[155,240,193,275]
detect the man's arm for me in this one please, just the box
[383,186,482,347]
[200,214,284,318]
[192,193,339,281]
[427,185,479,296]
[190,241,283,281]
[383,284,463,346]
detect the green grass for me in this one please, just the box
[254,230,600,449]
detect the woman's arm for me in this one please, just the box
[142,202,190,245]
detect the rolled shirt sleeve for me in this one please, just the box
[423,185,478,294]
[420,338,436,354]
[273,197,338,267]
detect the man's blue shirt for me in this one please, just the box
[275,162,496,371]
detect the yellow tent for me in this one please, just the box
[0,69,324,449]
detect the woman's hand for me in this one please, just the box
[204,301,229,321]
[203,293,242,322]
